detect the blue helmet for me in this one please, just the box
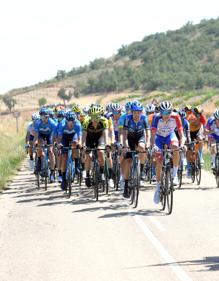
[65,111,77,121]
[131,101,143,111]
[39,107,49,116]
[57,110,65,118]
[125,101,132,111]
[179,110,186,119]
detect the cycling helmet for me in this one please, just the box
[72,104,81,113]
[145,104,155,113]
[65,111,77,121]
[39,107,49,116]
[184,105,192,111]
[179,110,186,119]
[159,101,172,112]
[57,110,65,118]
[105,103,113,112]
[83,106,90,115]
[214,110,219,120]
[111,103,122,113]
[48,108,55,118]
[32,113,40,121]
[89,105,103,116]
[125,101,132,111]
[193,106,203,115]
[131,101,143,111]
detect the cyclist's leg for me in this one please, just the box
[85,137,96,187]
[97,136,105,180]
[106,145,114,187]
[123,139,134,197]
[137,136,146,180]
[169,133,180,182]
[153,136,164,204]
[47,135,55,182]
[28,134,34,160]
[209,135,216,169]
[60,146,68,190]
[197,128,204,163]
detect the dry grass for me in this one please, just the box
[0,115,28,190]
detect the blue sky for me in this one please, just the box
[0,0,218,94]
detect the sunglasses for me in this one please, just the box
[161,110,171,115]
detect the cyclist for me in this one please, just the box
[174,109,191,177]
[82,105,109,187]
[55,109,66,182]
[187,106,207,165]
[145,103,157,181]
[204,109,219,171]
[151,101,185,204]
[34,108,57,183]
[25,113,40,161]
[57,111,82,190]
[122,101,150,198]
[118,101,133,188]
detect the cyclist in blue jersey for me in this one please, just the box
[57,111,82,190]
[118,101,133,188]
[205,109,219,171]
[34,108,57,182]
[55,110,66,182]
[122,102,150,198]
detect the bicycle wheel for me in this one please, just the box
[113,161,120,191]
[215,155,219,188]
[191,163,195,183]
[67,164,72,198]
[165,170,173,215]
[104,160,109,195]
[93,164,99,201]
[44,160,49,191]
[132,163,140,208]
[177,160,183,188]
[195,154,201,185]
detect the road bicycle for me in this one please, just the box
[160,146,182,215]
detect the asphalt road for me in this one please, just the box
[0,158,219,281]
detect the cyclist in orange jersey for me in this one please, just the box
[186,106,207,165]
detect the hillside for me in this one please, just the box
[0,17,219,112]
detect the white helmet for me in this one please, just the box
[159,101,172,112]
[145,104,155,113]
[32,113,40,121]
[214,109,219,120]
[111,103,122,112]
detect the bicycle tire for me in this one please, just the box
[93,164,99,201]
[44,161,48,191]
[67,165,72,198]
[133,166,140,208]
[165,170,173,215]
[191,163,196,183]
[215,155,219,188]
[195,154,201,185]
[177,161,183,188]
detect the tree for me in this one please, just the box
[38,97,47,107]
[57,88,72,105]
[56,70,66,80]
[2,96,16,112]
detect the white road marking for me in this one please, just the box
[133,214,192,281]
[148,216,166,232]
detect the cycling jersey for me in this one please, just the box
[34,118,57,136]
[151,113,183,137]
[27,122,35,136]
[83,116,108,136]
[206,117,219,141]
[187,113,207,132]
[58,119,82,150]
[118,113,127,129]
[123,114,149,139]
